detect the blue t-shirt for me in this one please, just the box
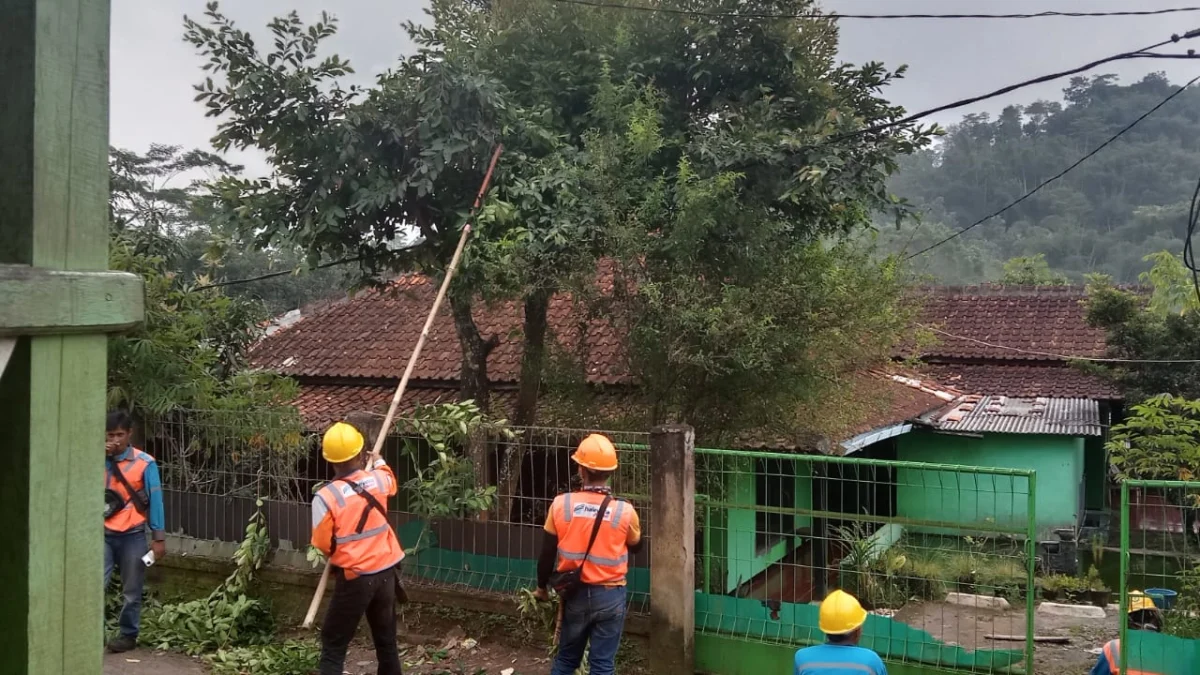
[794,643,887,675]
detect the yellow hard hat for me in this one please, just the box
[323,422,364,463]
[572,434,619,471]
[819,589,868,635]
[1128,592,1161,615]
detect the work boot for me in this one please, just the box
[106,635,137,653]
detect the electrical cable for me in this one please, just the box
[191,254,365,291]
[1183,175,1200,306]
[547,0,1200,22]
[850,42,1200,140]
[907,73,1200,259]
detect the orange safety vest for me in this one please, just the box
[105,448,152,533]
[315,468,404,579]
[550,491,636,586]
[1103,639,1161,675]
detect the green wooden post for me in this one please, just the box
[0,1,142,673]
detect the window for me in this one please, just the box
[756,458,796,552]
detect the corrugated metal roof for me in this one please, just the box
[922,396,1102,437]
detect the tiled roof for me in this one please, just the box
[920,363,1119,400]
[293,384,467,431]
[288,369,955,451]
[912,285,1108,362]
[250,274,629,385]
[919,396,1102,437]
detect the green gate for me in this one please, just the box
[692,448,1036,675]
[1117,480,1200,674]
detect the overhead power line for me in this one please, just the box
[191,254,365,292]
[920,325,1200,363]
[853,36,1200,139]
[906,72,1200,260]
[548,0,1200,21]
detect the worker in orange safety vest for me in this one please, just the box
[104,409,167,654]
[1090,591,1165,675]
[311,421,405,675]
[534,434,644,675]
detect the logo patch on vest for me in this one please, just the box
[572,503,615,521]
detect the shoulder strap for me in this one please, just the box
[580,494,613,564]
[107,456,148,515]
[341,478,388,534]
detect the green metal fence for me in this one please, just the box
[145,409,653,613]
[1118,479,1200,674]
[692,447,1037,674]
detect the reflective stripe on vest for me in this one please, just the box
[796,664,875,675]
[551,491,634,586]
[316,469,404,578]
[105,449,151,532]
[1104,639,1161,675]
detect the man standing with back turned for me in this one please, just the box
[794,590,887,675]
[311,420,405,675]
[104,409,167,653]
[534,434,644,675]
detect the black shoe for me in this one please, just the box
[106,635,137,653]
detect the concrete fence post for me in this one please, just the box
[649,424,695,675]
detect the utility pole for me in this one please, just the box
[0,2,143,673]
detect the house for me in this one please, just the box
[250,280,1122,598]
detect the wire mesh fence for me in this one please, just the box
[693,447,1036,672]
[1117,480,1200,674]
[144,409,651,613]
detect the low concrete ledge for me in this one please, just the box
[1037,602,1107,619]
[946,593,1011,611]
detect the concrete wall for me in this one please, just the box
[896,431,1084,536]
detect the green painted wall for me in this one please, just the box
[897,432,1083,536]
[712,458,812,593]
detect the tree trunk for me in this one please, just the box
[513,289,551,428]
[449,293,497,412]
[497,290,552,522]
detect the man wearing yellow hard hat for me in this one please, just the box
[794,590,886,675]
[1089,591,1164,675]
[533,434,644,675]
[311,421,404,675]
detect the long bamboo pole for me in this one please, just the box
[302,145,504,629]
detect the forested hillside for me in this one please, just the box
[879,73,1200,283]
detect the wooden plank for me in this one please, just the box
[0,266,143,335]
[0,0,114,673]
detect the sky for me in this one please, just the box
[110,0,1200,175]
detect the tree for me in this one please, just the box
[183,0,932,449]
[884,73,1200,283]
[1086,252,1200,401]
[1000,254,1068,285]
[1106,394,1200,540]
[184,2,531,412]
[106,146,297,417]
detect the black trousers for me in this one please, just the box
[318,566,402,675]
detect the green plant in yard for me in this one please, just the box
[206,639,320,674]
[517,588,588,675]
[945,554,978,592]
[140,501,275,654]
[397,401,505,524]
[1167,562,1200,638]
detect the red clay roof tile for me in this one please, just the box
[911,285,1107,361]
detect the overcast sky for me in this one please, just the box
[111,0,1200,174]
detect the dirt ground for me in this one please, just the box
[893,601,1117,674]
[102,634,549,675]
